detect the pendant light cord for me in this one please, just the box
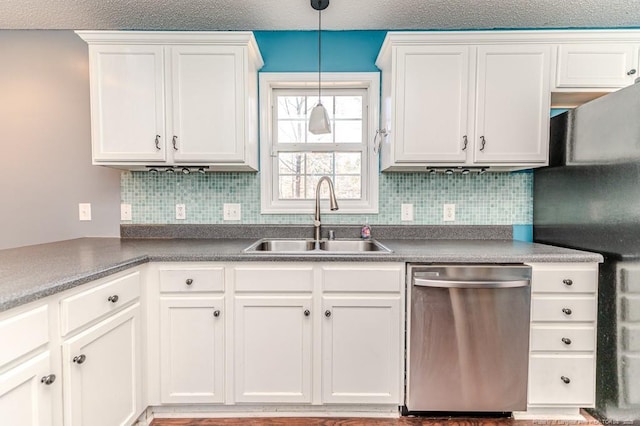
[318,7,322,101]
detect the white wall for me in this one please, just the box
[0,30,121,249]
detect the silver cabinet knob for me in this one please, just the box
[185,278,193,286]
[628,69,637,76]
[325,310,332,318]
[561,337,572,345]
[41,374,56,385]
[563,279,573,286]
[304,309,311,317]
[73,354,86,364]
[213,310,221,317]
[561,376,571,384]
[155,135,161,150]
[107,295,119,303]
[562,308,572,315]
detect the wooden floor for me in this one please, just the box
[150,413,602,426]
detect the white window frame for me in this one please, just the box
[259,72,379,214]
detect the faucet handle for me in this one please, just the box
[328,230,336,240]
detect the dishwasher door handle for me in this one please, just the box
[414,278,530,289]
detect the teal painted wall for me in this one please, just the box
[121,30,533,239]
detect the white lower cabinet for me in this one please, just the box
[62,303,142,426]
[525,263,598,414]
[159,297,225,403]
[234,296,313,403]
[0,352,54,426]
[321,297,401,404]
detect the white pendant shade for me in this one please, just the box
[309,101,331,134]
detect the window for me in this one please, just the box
[259,73,379,214]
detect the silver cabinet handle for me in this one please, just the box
[628,69,637,76]
[213,309,221,317]
[41,374,56,385]
[107,295,119,303]
[561,376,571,384]
[561,337,572,345]
[563,279,573,286]
[303,309,311,317]
[172,136,178,151]
[325,310,332,318]
[155,135,161,150]
[479,136,486,151]
[562,308,572,315]
[462,135,468,151]
[185,278,193,286]
[73,354,86,364]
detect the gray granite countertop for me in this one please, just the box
[0,237,603,313]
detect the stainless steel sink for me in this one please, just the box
[244,238,392,254]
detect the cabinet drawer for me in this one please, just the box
[0,305,48,368]
[60,271,140,335]
[531,296,596,322]
[528,354,594,406]
[234,266,313,292]
[159,268,224,293]
[531,266,597,293]
[321,265,403,292]
[530,325,595,352]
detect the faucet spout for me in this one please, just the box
[314,176,339,241]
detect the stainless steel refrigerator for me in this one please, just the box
[534,81,640,422]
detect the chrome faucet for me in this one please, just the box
[314,176,339,241]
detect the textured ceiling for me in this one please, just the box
[1,0,639,31]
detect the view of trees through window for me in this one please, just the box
[274,92,365,201]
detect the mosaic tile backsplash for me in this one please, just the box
[120,171,532,226]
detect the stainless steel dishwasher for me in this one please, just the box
[406,264,531,413]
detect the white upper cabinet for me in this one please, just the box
[474,45,551,164]
[392,45,471,164]
[555,43,639,89]
[88,45,166,162]
[76,31,263,171]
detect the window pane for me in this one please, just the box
[278,120,306,143]
[335,175,362,199]
[278,96,307,119]
[306,153,334,175]
[334,120,362,143]
[335,153,361,174]
[278,153,305,175]
[279,175,306,200]
[335,96,362,119]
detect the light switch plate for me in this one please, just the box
[120,204,132,221]
[78,203,91,221]
[223,203,241,221]
[175,204,186,220]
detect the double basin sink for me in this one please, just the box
[244,238,392,254]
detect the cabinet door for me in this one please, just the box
[0,352,54,426]
[169,46,245,163]
[159,297,224,403]
[474,45,551,164]
[234,296,312,403]
[394,45,471,163]
[88,45,166,162]
[321,297,401,404]
[556,43,638,88]
[63,304,141,426]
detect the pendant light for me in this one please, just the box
[308,0,331,135]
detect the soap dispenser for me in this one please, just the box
[361,218,371,240]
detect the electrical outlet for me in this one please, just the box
[78,203,91,221]
[443,204,456,222]
[401,203,414,221]
[223,203,241,221]
[120,204,132,221]
[175,204,186,220]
